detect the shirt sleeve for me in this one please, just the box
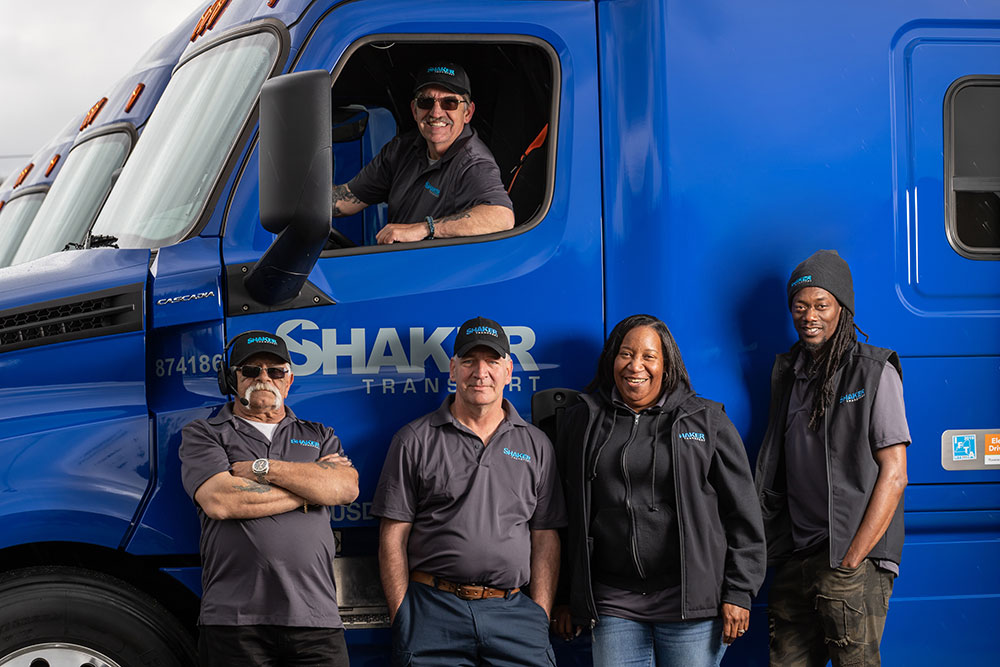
[179,419,233,502]
[528,430,568,530]
[870,362,911,450]
[452,157,513,211]
[346,135,401,205]
[319,425,345,458]
[370,426,418,522]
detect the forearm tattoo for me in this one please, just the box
[437,210,472,224]
[332,184,363,216]
[233,480,271,494]
[315,460,351,470]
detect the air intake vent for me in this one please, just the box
[0,283,143,353]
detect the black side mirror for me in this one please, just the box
[245,70,332,306]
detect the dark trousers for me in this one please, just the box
[768,549,894,667]
[198,625,349,667]
[392,581,556,666]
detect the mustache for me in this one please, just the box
[244,382,283,408]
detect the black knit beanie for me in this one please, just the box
[786,249,854,315]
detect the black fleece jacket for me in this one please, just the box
[555,387,766,624]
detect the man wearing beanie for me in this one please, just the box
[331,61,514,245]
[372,316,565,665]
[755,250,910,666]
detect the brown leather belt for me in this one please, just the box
[410,570,519,601]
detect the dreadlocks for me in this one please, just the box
[806,308,867,430]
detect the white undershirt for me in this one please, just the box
[237,415,279,441]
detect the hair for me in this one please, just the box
[586,314,691,395]
[806,307,865,430]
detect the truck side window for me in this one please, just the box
[945,76,1000,258]
[325,38,555,252]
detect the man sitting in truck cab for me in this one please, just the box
[331,61,514,244]
[179,331,359,666]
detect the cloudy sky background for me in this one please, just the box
[0,0,205,180]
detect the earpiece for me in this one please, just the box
[216,334,243,399]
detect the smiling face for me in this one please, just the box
[411,85,474,159]
[449,346,512,412]
[791,286,842,355]
[613,325,665,411]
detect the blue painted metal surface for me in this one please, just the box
[0,1,998,665]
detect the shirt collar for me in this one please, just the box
[428,395,526,429]
[409,124,475,164]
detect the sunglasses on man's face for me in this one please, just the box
[238,365,289,380]
[414,96,465,111]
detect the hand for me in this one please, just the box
[721,602,749,645]
[375,222,430,244]
[318,453,353,467]
[229,460,256,482]
[550,605,582,641]
[840,555,863,570]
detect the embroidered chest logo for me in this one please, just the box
[503,447,531,462]
[291,438,320,448]
[424,181,441,197]
[839,388,865,404]
[679,432,706,442]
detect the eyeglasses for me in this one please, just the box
[238,365,289,380]
[415,96,465,111]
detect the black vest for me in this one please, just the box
[755,341,905,568]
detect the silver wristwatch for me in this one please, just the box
[252,458,270,484]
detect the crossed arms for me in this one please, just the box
[195,452,359,521]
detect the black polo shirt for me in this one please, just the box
[179,403,344,628]
[347,126,512,224]
[371,397,566,590]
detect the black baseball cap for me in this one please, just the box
[230,330,292,367]
[413,62,471,98]
[454,316,509,358]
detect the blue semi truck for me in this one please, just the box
[0,0,998,665]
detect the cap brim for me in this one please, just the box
[455,341,507,358]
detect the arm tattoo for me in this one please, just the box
[437,210,472,224]
[332,184,363,216]
[233,480,271,494]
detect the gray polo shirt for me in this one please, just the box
[179,403,344,628]
[785,356,910,565]
[348,126,512,225]
[371,397,566,590]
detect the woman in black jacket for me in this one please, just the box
[552,314,765,666]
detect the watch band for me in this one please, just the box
[425,216,435,239]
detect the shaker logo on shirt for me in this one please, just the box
[839,388,865,404]
[424,181,441,197]
[679,432,706,442]
[291,438,320,448]
[503,447,531,462]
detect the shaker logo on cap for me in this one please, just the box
[466,325,498,337]
[790,275,813,289]
[427,66,455,76]
[247,336,278,345]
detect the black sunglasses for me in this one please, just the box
[238,365,289,380]
[415,96,465,111]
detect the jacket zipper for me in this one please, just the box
[620,412,646,579]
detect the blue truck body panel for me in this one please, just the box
[0,1,997,664]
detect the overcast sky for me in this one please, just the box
[0,0,205,180]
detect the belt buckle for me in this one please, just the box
[456,584,485,601]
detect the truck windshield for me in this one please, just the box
[11,133,132,265]
[0,194,45,268]
[91,32,279,249]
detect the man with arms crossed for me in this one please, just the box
[332,62,514,244]
[180,330,359,666]
[373,317,565,665]
[756,251,909,666]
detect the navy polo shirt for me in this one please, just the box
[372,397,566,590]
[347,126,512,224]
[179,403,345,628]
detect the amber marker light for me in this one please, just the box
[191,0,231,41]
[125,83,146,113]
[13,163,34,188]
[45,154,62,177]
[80,97,108,131]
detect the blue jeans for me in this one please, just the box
[591,615,727,667]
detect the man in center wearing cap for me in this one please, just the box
[179,330,359,666]
[372,316,566,665]
[755,251,910,667]
[331,62,514,244]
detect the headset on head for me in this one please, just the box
[216,334,244,398]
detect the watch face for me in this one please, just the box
[252,459,268,475]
